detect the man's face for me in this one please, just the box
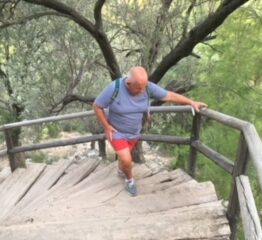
[127,80,147,95]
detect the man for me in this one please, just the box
[93,66,207,196]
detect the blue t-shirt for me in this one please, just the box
[94,77,168,139]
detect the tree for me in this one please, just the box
[0,0,251,162]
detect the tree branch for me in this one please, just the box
[151,80,195,106]
[22,0,121,79]
[94,0,105,28]
[0,11,65,29]
[23,0,96,34]
[49,94,95,114]
[181,0,196,39]
[142,0,173,72]
[150,0,250,83]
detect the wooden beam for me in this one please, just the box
[149,106,192,113]
[191,140,234,174]
[227,132,249,240]
[200,108,248,130]
[188,114,202,177]
[140,134,190,145]
[0,106,192,131]
[243,124,262,191]
[4,130,17,172]
[236,175,262,240]
[0,111,96,131]
[9,134,190,155]
[0,106,251,132]
[10,134,106,154]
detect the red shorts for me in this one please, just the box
[111,138,139,152]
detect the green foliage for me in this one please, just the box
[30,150,59,165]
[154,4,262,238]
[0,2,261,238]
[41,123,61,139]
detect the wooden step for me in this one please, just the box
[0,201,230,240]
[0,166,11,185]
[2,160,73,223]
[0,164,46,221]
[4,158,101,221]
[3,162,153,224]
[5,175,217,225]
[0,161,231,239]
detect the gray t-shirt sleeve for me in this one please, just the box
[148,82,168,100]
[94,81,115,108]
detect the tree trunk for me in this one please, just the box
[10,104,26,168]
[10,127,26,169]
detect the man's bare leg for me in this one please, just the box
[116,148,133,180]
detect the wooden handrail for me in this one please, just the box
[0,105,261,240]
[242,124,262,190]
[199,108,249,130]
[0,106,192,131]
[8,134,191,154]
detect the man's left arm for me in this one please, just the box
[161,91,208,112]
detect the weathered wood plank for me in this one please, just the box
[54,159,100,188]
[188,113,202,177]
[141,134,190,145]
[10,134,105,154]
[13,159,101,216]
[4,129,19,171]
[149,105,192,113]
[9,134,189,156]
[236,175,262,240]
[12,180,218,224]
[0,201,230,240]
[192,140,234,174]
[243,123,262,190]
[0,164,46,220]
[0,106,192,131]
[227,132,249,239]
[0,111,95,131]
[0,166,11,185]
[200,108,248,130]
[10,160,73,214]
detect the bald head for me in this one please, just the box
[126,66,148,95]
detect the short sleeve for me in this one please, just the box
[94,81,115,108]
[147,82,168,100]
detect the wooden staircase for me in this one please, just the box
[0,159,231,240]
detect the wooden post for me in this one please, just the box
[227,132,249,240]
[4,129,19,172]
[98,139,106,159]
[236,175,262,239]
[188,113,201,178]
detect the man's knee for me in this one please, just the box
[117,149,132,164]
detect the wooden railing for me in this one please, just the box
[0,106,261,239]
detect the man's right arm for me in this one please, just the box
[92,103,117,142]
